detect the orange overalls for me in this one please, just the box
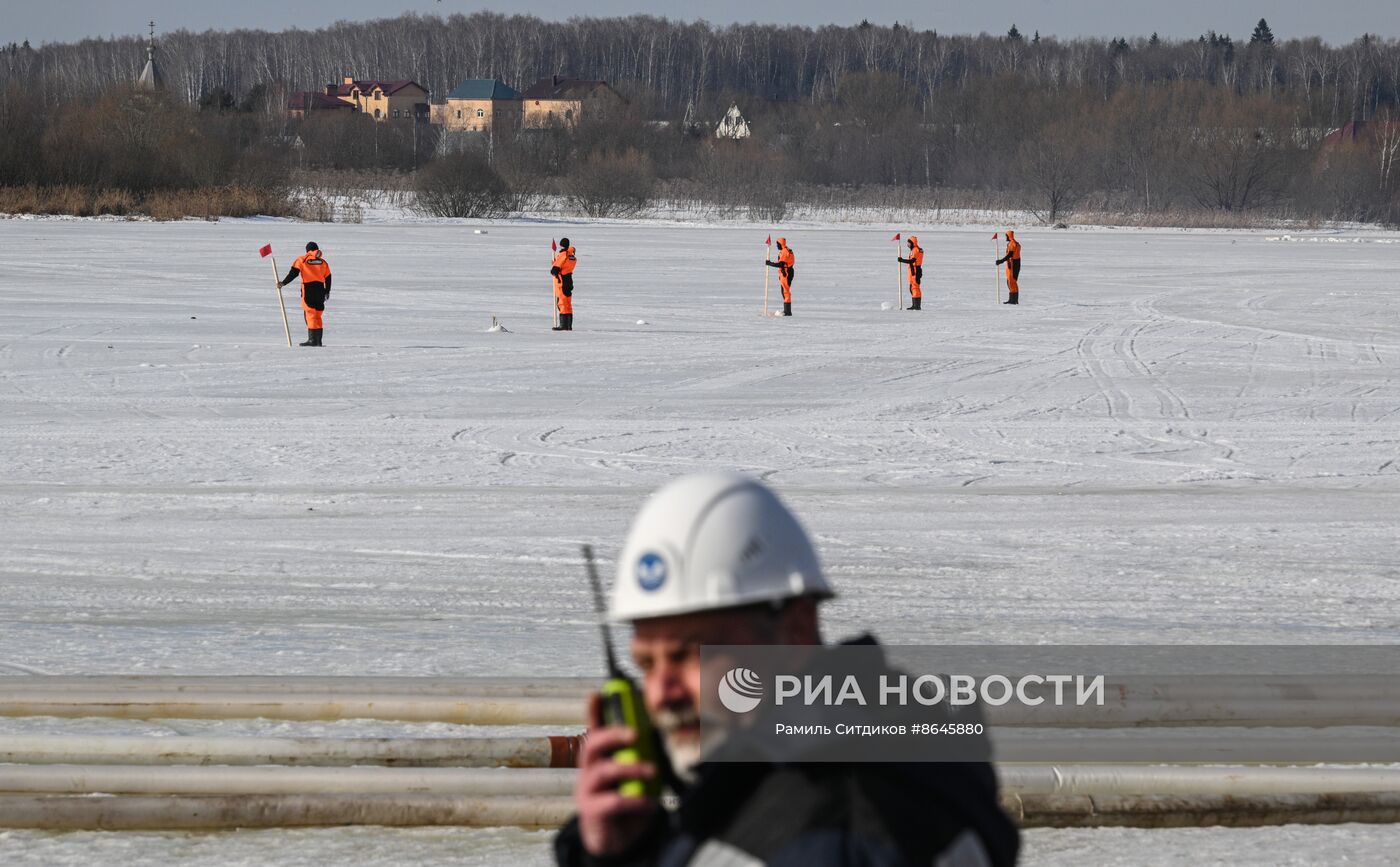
[552,247,576,316]
[290,250,331,329]
[774,239,795,303]
[904,237,924,300]
[1001,232,1021,299]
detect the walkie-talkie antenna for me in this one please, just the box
[582,544,622,677]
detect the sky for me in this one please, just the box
[4,0,1398,47]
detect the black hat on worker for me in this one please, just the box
[306,242,319,251]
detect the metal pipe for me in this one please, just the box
[999,764,1400,796]
[1,792,1397,831]
[0,734,583,768]
[0,793,576,830]
[0,676,595,697]
[1003,792,1400,829]
[0,765,576,797]
[0,693,585,725]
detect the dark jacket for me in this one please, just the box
[555,639,1019,867]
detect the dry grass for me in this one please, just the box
[0,185,291,220]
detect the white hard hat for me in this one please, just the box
[610,473,833,622]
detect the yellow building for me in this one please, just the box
[520,76,623,128]
[325,77,429,121]
[431,79,522,132]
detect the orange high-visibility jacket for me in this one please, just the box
[905,237,924,286]
[553,247,577,277]
[287,250,332,311]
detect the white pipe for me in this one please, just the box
[0,765,576,797]
[5,675,1392,702]
[999,765,1400,796]
[1002,792,1400,829]
[0,793,577,830]
[991,729,1400,764]
[0,792,1397,831]
[0,676,595,697]
[0,735,583,768]
[0,693,585,725]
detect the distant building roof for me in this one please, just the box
[288,91,355,112]
[135,21,163,91]
[521,75,611,101]
[446,79,522,101]
[327,78,427,98]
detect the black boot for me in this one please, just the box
[312,328,323,346]
[783,302,792,317]
[564,314,573,331]
[909,297,921,310]
[300,329,315,346]
[1003,294,1018,305]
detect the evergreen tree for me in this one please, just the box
[1149,32,1161,47]
[1032,31,1040,45]
[1007,24,1023,42]
[1250,18,1275,46]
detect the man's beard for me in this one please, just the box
[653,703,703,783]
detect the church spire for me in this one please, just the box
[136,20,164,91]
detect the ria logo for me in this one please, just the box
[636,552,667,592]
[717,667,764,713]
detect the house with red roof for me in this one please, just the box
[325,77,430,122]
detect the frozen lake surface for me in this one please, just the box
[1,216,1397,863]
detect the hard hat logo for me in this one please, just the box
[636,552,668,592]
[717,667,764,713]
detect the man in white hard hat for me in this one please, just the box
[555,473,1019,866]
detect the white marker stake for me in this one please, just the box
[763,238,772,317]
[271,256,292,347]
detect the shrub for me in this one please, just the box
[413,151,516,218]
[565,149,657,218]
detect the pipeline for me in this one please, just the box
[999,765,1400,796]
[1003,792,1400,829]
[5,677,1400,727]
[0,793,576,831]
[0,692,584,725]
[1,792,1398,831]
[0,765,576,797]
[0,734,583,768]
[990,729,1400,764]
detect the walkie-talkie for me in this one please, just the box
[583,544,662,799]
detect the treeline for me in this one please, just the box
[1,14,1399,223]
[5,14,1399,125]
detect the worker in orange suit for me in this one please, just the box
[279,242,332,346]
[897,235,924,310]
[551,237,577,331]
[995,230,1021,305]
[765,237,795,316]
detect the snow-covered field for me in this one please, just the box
[1,216,1398,863]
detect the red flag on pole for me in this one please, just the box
[551,239,558,251]
[892,233,901,241]
[765,234,771,245]
[259,244,272,258]
[991,232,998,240]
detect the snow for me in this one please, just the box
[1,216,1398,863]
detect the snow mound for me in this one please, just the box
[636,319,648,326]
[880,301,895,311]
[485,316,510,333]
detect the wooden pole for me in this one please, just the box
[763,239,771,316]
[271,256,292,347]
[896,238,904,310]
[994,237,1000,305]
